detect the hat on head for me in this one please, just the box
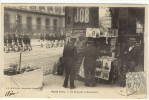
[70,37,76,42]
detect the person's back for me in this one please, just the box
[84,45,98,62]
[12,34,17,43]
[23,35,28,44]
[8,34,12,44]
[63,43,77,58]
[40,34,44,41]
[63,38,77,89]
[26,36,30,44]
[45,34,49,41]
[14,35,17,43]
[18,35,22,43]
[83,43,98,87]
[4,35,7,44]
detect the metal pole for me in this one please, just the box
[19,53,22,72]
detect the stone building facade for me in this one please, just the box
[4,6,65,38]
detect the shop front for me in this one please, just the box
[65,7,144,87]
[65,6,120,85]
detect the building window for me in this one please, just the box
[4,13,10,33]
[27,16,32,33]
[16,14,22,25]
[62,7,65,14]
[45,18,50,31]
[15,14,22,33]
[36,17,41,31]
[53,19,57,30]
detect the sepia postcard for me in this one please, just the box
[0,3,148,98]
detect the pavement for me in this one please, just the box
[4,40,64,69]
[2,73,146,98]
[3,40,147,98]
[40,74,146,98]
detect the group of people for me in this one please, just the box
[62,36,142,89]
[40,34,65,48]
[63,37,98,89]
[4,33,32,53]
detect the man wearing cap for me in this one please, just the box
[83,41,98,87]
[63,37,77,89]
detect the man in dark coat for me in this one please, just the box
[120,40,138,87]
[12,34,17,45]
[40,34,44,41]
[26,35,32,50]
[7,34,12,46]
[122,40,138,72]
[45,34,49,41]
[4,35,7,46]
[18,35,22,44]
[83,41,98,87]
[63,37,77,89]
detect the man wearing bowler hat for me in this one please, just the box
[63,37,77,89]
[123,38,138,71]
[120,38,138,87]
[83,40,98,87]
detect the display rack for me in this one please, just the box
[86,28,118,81]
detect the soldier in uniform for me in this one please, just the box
[63,37,77,89]
[26,35,32,50]
[40,34,44,47]
[4,34,7,46]
[18,35,23,50]
[7,34,12,46]
[83,41,98,87]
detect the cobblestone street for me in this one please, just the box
[4,40,63,69]
[3,40,146,98]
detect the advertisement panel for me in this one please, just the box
[65,7,99,30]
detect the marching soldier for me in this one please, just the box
[40,34,44,47]
[63,37,77,89]
[26,35,32,50]
[4,34,9,53]
[7,34,12,46]
[4,34,7,47]
[18,35,23,50]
